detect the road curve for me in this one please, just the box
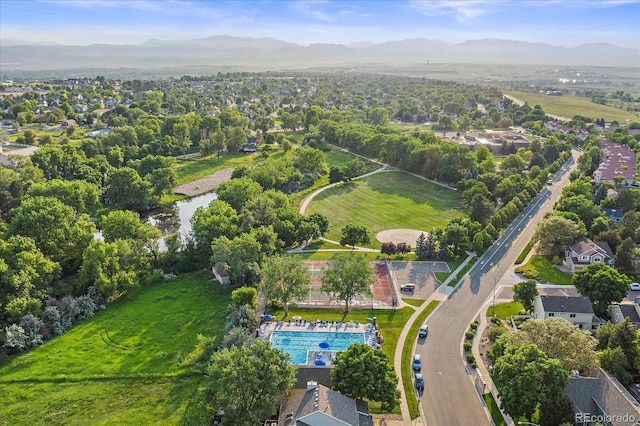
[419,150,578,425]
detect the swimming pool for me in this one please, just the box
[270,330,365,365]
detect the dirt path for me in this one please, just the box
[173,167,233,196]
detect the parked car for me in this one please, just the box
[415,373,424,391]
[413,354,421,371]
[400,283,416,291]
[418,323,429,338]
[631,283,640,291]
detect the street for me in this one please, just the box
[418,150,579,425]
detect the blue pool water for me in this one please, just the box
[270,330,365,365]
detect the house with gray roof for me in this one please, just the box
[278,381,373,426]
[609,297,640,330]
[533,295,601,330]
[565,368,640,426]
[564,237,615,273]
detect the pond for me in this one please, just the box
[145,191,218,251]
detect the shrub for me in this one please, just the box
[222,326,251,349]
[465,331,475,340]
[71,295,96,322]
[3,324,28,353]
[466,353,475,364]
[41,306,64,336]
[470,321,478,330]
[487,325,509,343]
[19,314,44,349]
[463,342,472,352]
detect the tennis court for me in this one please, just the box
[302,261,396,308]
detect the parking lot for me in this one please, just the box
[388,261,450,300]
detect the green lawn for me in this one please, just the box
[505,90,640,123]
[515,255,573,285]
[0,270,231,424]
[306,172,463,247]
[402,298,424,307]
[487,302,525,320]
[483,393,507,426]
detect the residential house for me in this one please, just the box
[533,295,601,330]
[565,368,640,426]
[564,237,615,273]
[242,137,258,153]
[602,208,624,226]
[593,141,637,186]
[278,381,373,426]
[609,297,640,330]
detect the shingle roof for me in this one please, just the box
[278,383,372,426]
[540,295,594,314]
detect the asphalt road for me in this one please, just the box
[419,150,579,425]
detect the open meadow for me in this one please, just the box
[0,271,231,425]
[505,90,640,123]
[305,171,464,246]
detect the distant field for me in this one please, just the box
[505,90,640,123]
[0,271,231,424]
[305,171,464,247]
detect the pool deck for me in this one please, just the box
[259,320,379,366]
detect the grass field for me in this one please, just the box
[0,271,231,424]
[487,302,525,320]
[515,255,573,285]
[305,171,464,247]
[483,393,507,426]
[505,90,640,123]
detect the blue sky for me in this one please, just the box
[1,0,638,49]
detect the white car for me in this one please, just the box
[630,283,640,291]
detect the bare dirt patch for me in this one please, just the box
[376,228,426,245]
[173,167,234,196]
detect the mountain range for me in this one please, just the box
[1,36,638,72]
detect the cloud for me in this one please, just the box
[288,0,356,22]
[409,0,495,21]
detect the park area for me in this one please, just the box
[0,271,231,424]
[305,171,464,247]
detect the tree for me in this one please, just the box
[340,224,371,248]
[572,263,629,316]
[205,340,296,426]
[26,179,99,215]
[78,239,140,299]
[330,343,400,411]
[8,196,95,271]
[146,167,177,198]
[293,146,325,174]
[328,165,344,183]
[615,237,636,273]
[100,209,162,264]
[224,126,247,152]
[172,122,191,155]
[190,200,239,261]
[381,242,397,258]
[493,344,568,421]
[344,158,366,180]
[513,280,538,313]
[468,194,494,226]
[502,317,597,372]
[254,114,274,137]
[104,167,155,211]
[538,394,575,426]
[535,215,585,256]
[216,177,263,212]
[260,255,311,317]
[598,346,632,385]
[320,253,375,313]
[211,233,262,286]
[231,287,257,310]
[211,129,226,159]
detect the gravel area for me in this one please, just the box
[173,167,234,196]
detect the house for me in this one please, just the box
[242,138,258,153]
[609,297,640,330]
[564,237,615,273]
[565,368,640,426]
[602,208,624,226]
[593,141,637,186]
[278,381,373,426]
[533,295,601,330]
